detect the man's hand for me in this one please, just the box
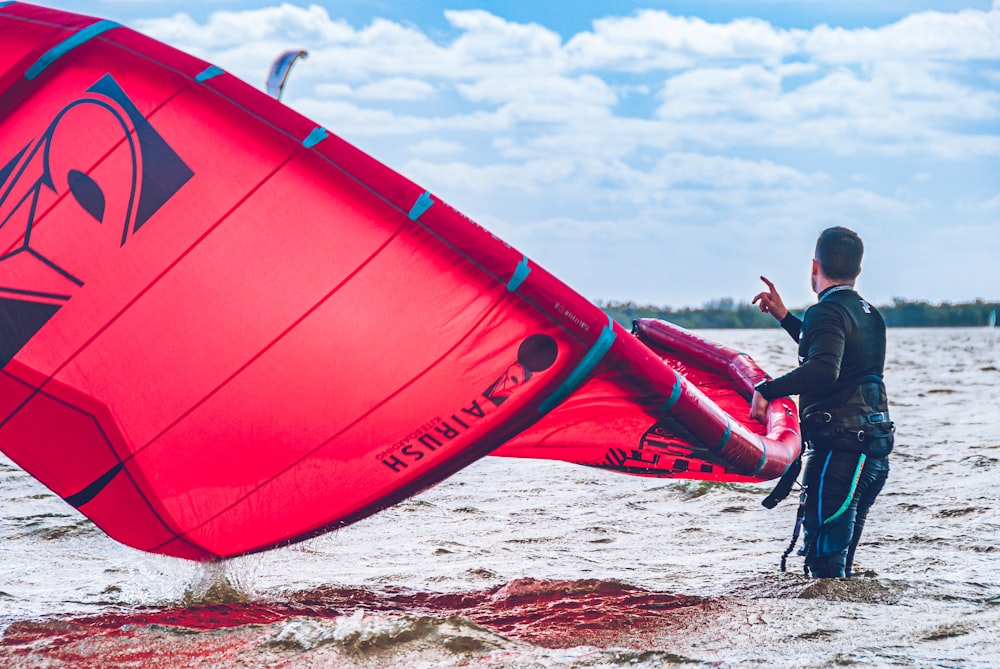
[752,276,788,322]
[749,389,769,423]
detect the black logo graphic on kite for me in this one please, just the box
[380,333,562,474]
[483,333,559,407]
[0,74,194,366]
[632,419,716,475]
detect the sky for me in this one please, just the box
[26,0,1000,308]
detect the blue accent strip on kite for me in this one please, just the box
[714,420,732,453]
[26,20,120,80]
[303,127,329,148]
[661,371,683,411]
[539,315,617,415]
[752,437,768,475]
[0,2,16,8]
[408,191,435,221]
[195,65,224,82]
[507,256,531,292]
[778,454,793,478]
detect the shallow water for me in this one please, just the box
[2,327,998,668]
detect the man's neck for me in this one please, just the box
[814,276,854,295]
[817,282,855,300]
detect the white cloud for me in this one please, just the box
[564,10,801,70]
[134,4,354,50]
[804,8,1000,64]
[445,9,564,68]
[402,158,576,194]
[355,78,437,101]
[128,2,1000,304]
[135,3,1000,163]
[979,192,1000,211]
[457,74,616,122]
[312,82,353,98]
[654,153,825,190]
[408,139,464,156]
[657,65,784,121]
[651,56,1000,157]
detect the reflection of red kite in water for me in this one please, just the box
[0,3,799,561]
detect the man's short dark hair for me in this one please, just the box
[815,227,863,281]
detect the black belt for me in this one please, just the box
[803,410,892,442]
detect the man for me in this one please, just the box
[750,227,893,578]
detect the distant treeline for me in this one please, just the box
[598,297,1000,329]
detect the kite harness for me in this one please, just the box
[764,374,894,573]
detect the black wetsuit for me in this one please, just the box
[756,284,893,577]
